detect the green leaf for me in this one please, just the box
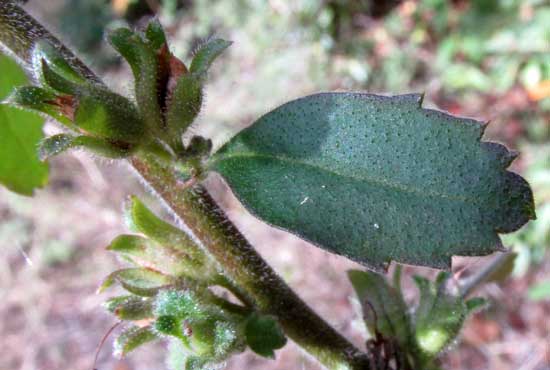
[114,325,158,357]
[39,59,79,95]
[165,73,203,138]
[347,270,413,349]
[99,268,172,296]
[244,313,287,359]
[210,93,535,270]
[31,40,86,85]
[189,39,232,76]
[108,27,162,131]
[144,19,167,50]
[413,272,474,359]
[6,86,73,126]
[107,234,199,277]
[123,197,216,280]
[103,295,153,320]
[38,134,133,160]
[72,85,145,143]
[0,54,49,195]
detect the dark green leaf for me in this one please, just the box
[210,93,535,270]
[189,39,232,76]
[348,270,413,349]
[244,313,287,359]
[114,325,158,357]
[144,19,167,50]
[0,54,49,195]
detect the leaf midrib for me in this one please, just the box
[211,150,480,205]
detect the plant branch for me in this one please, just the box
[458,252,515,298]
[0,2,370,369]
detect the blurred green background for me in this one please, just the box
[1,1,548,370]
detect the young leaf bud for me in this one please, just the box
[413,272,476,360]
[114,326,158,357]
[107,234,200,277]
[189,39,232,76]
[244,313,287,358]
[73,85,145,143]
[103,295,153,320]
[31,40,87,87]
[108,27,163,132]
[144,19,167,51]
[123,197,218,281]
[165,74,203,141]
[99,268,172,296]
[4,86,74,126]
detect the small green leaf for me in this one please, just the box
[39,59,79,95]
[38,134,74,160]
[100,268,172,296]
[189,39,232,76]
[144,19,167,50]
[107,234,196,276]
[244,313,287,359]
[39,134,133,160]
[31,40,86,85]
[0,54,49,195]
[73,85,144,143]
[103,295,153,320]
[210,93,535,270]
[165,73,203,138]
[124,197,216,279]
[348,270,413,349]
[6,86,73,126]
[108,27,162,131]
[413,272,473,360]
[114,326,158,357]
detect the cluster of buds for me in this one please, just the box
[99,197,287,369]
[6,20,230,172]
[348,269,486,370]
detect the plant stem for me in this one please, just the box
[458,252,515,298]
[0,2,371,368]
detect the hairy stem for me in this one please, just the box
[0,2,370,369]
